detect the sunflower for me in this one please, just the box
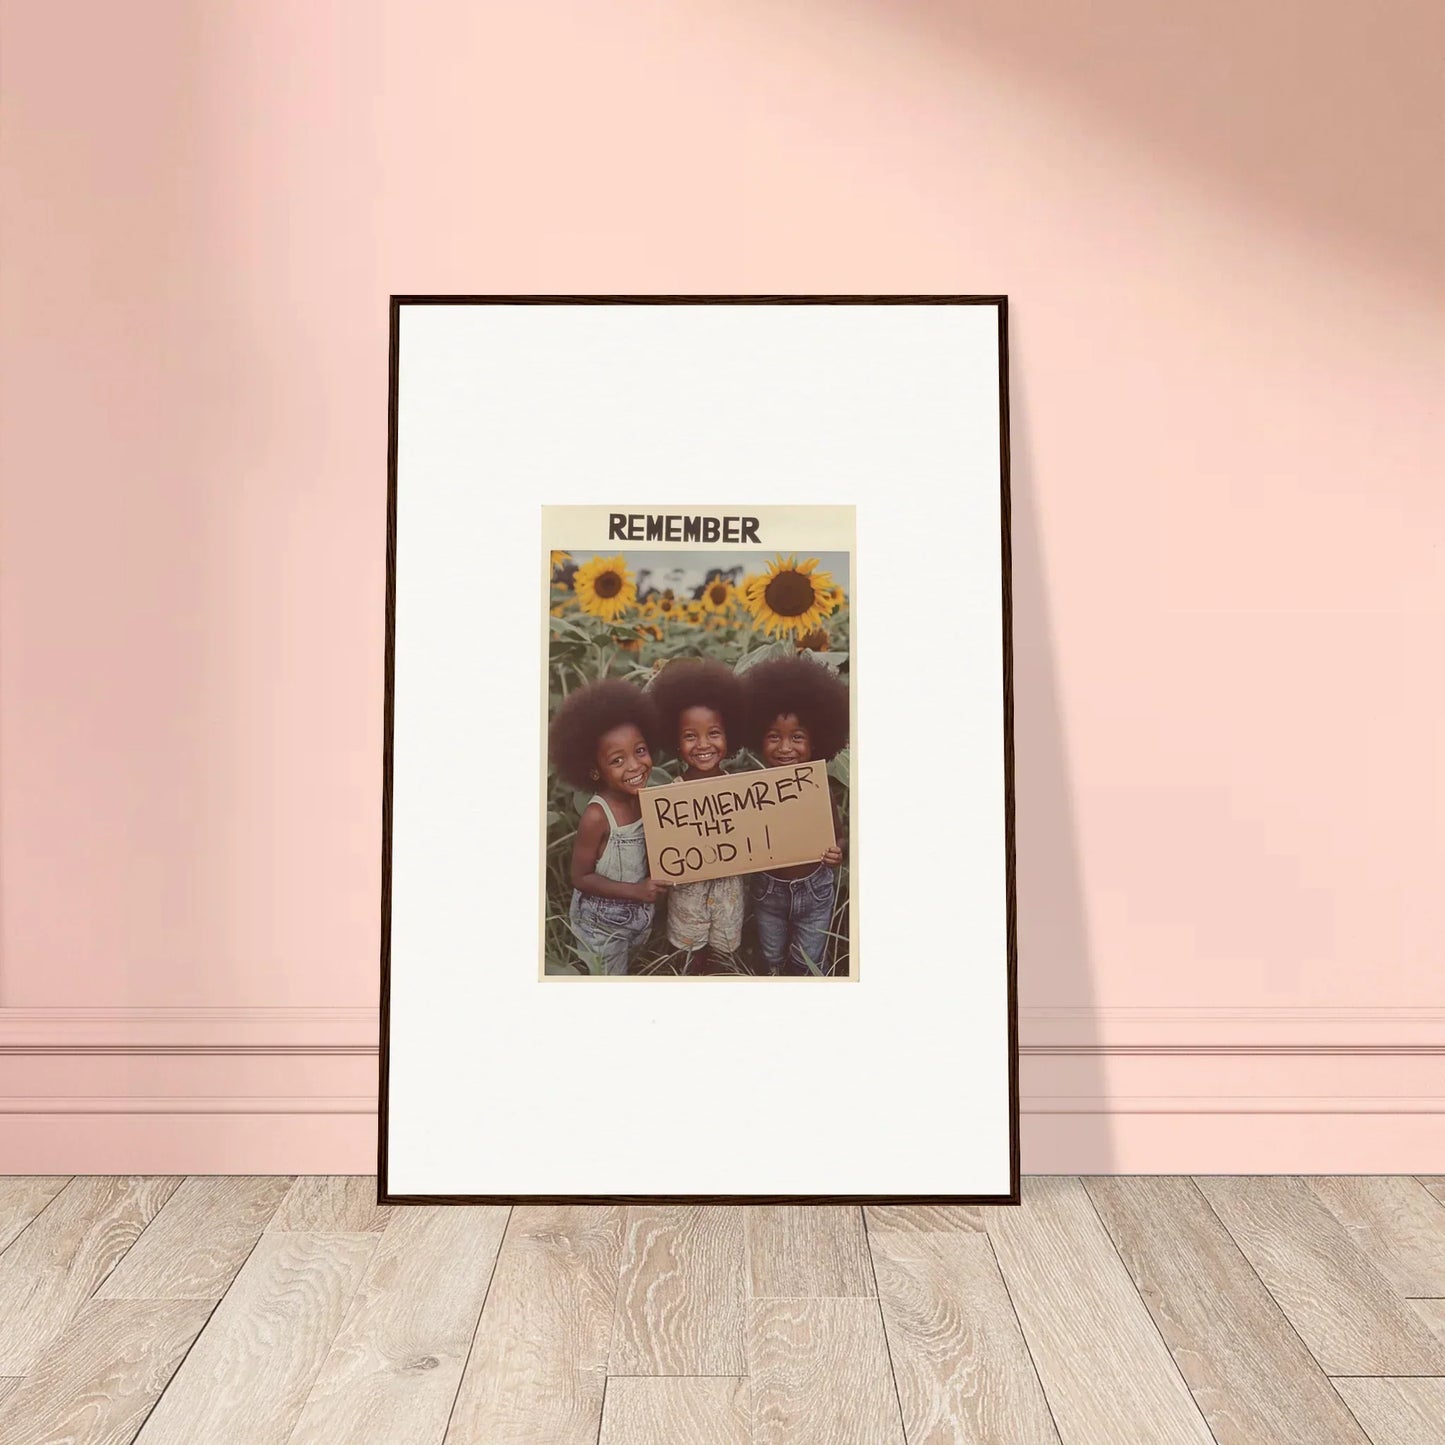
[635,622,664,643]
[572,554,636,622]
[797,627,830,653]
[739,555,838,638]
[683,599,705,624]
[699,577,735,614]
[638,599,660,621]
[653,589,680,621]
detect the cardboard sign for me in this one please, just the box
[640,761,836,884]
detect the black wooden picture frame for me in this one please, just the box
[378,295,1018,1206]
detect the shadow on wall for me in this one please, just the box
[1007,332,1114,1172]
[899,0,1445,296]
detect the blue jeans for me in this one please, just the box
[569,891,654,976]
[751,866,837,976]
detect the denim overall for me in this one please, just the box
[569,795,653,975]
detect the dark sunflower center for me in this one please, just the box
[763,570,816,617]
[594,571,622,599]
[660,596,674,611]
[708,583,728,605]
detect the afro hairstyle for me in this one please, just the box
[647,658,746,760]
[743,655,850,762]
[548,678,660,790]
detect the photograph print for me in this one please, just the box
[542,505,855,979]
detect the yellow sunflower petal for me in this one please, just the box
[572,554,637,622]
[738,554,840,638]
[700,577,735,613]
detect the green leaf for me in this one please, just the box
[732,640,793,675]
[549,615,592,639]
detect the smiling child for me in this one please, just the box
[743,655,849,976]
[548,679,669,975]
[649,658,747,974]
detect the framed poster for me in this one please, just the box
[381,296,1017,1202]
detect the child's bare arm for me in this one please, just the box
[569,803,668,901]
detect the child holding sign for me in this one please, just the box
[649,659,747,974]
[548,679,669,975]
[744,656,849,976]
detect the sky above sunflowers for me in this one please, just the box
[566,550,849,598]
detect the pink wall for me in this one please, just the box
[2,0,1441,1171]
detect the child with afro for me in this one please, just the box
[743,656,849,976]
[548,679,670,975]
[648,658,748,974]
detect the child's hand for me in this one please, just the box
[634,878,671,903]
[821,845,843,868]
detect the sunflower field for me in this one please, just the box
[545,551,852,977]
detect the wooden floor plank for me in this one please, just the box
[869,1226,1059,1444]
[98,1176,293,1300]
[1087,1177,1370,1445]
[1197,1176,1445,1375]
[1308,1177,1445,1299]
[0,1176,180,1375]
[0,1298,212,1445]
[598,1377,749,1445]
[1332,1378,1445,1445]
[9,1173,1441,1443]
[747,1205,873,1299]
[287,1205,509,1445]
[866,1205,985,1236]
[1408,1297,1445,1342]
[1417,1177,1445,1209]
[985,1177,1214,1445]
[609,1206,745,1375]
[445,1205,621,1445]
[749,1297,905,1445]
[132,1231,376,1445]
[269,1176,390,1233]
[0,1177,70,1254]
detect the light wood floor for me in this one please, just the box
[0,1177,1442,1444]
